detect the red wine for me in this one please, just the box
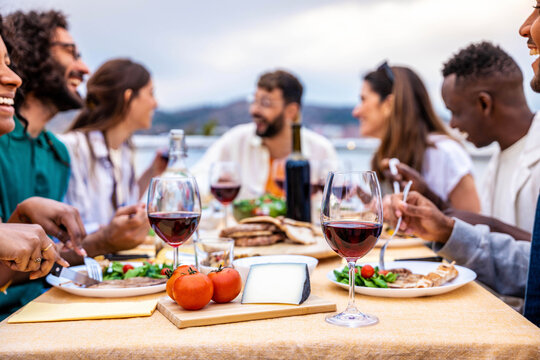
[322,221,382,260]
[275,179,285,191]
[210,182,241,205]
[148,211,200,247]
[311,183,325,196]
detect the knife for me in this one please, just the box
[49,262,100,287]
[104,253,150,261]
[394,256,444,262]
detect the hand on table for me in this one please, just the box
[0,223,69,279]
[388,191,455,243]
[8,197,87,256]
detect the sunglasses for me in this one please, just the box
[377,61,394,84]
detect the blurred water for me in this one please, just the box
[133,135,492,186]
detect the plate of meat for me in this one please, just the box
[327,261,476,298]
[46,264,167,298]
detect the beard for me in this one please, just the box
[41,61,84,112]
[531,75,540,93]
[253,111,285,138]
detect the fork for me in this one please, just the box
[84,256,103,282]
[378,180,413,271]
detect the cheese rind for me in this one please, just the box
[241,263,311,305]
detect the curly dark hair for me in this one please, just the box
[442,41,522,84]
[3,10,71,112]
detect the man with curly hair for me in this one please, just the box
[0,10,150,318]
[441,41,539,233]
[0,10,88,221]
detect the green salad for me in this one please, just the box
[334,265,397,288]
[233,193,286,220]
[103,261,173,280]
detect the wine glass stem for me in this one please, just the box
[224,204,229,228]
[173,247,179,269]
[346,261,359,314]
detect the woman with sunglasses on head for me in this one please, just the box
[352,62,480,212]
[60,58,167,231]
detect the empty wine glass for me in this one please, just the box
[209,161,241,227]
[147,176,201,269]
[320,171,383,327]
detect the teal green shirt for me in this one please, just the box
[0,116,70,221]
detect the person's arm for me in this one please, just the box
[434,219,530,297]
[444,208,532,241]
[59,204,149,265]
[390,192,530,297]
[8,197,87,255]
[137,152,168,198]
[446,173,481,213]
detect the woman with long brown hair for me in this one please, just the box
[352,62,480,212]
[60,58,166,230]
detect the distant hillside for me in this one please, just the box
[141,99,356,136]
[47,99,357,136]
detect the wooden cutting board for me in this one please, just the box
[158,295,336,328]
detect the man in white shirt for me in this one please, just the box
[192,70,338,200]
[441,41,539,232]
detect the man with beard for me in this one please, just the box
[0,10,149,317]
[192,70,337,200]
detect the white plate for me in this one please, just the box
[46,265,166,298]
[327,261,476,298]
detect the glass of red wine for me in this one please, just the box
[209,161,241,227]
[321,170,383,327]
[147,176,201,269]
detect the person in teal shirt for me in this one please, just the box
[0,116,70,221]
[0,10,149,319]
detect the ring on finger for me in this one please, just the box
[34,257,42,263]
[42,243,53,252]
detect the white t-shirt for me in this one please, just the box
[491,136,527,225]
[421,134,473,202]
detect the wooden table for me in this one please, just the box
[1,245,539,359]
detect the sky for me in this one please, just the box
[0,0,538,116]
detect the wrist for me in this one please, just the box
[440,216,455,243]
[83,227,112,257]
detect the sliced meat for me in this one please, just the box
[87,277,167,289]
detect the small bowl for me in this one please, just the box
[233,255,318,284]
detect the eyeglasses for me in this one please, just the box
[377,61,394,85]
[247,94,282,109]
[51,41,81,60]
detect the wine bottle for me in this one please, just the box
[163,129,191,177]
[285,116,311,222]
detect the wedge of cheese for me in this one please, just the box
[241,263,311,305]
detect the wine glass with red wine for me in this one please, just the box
[147,176,201,269]
[321,171,383,327]
[209,161,241,227]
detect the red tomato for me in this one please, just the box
[208,267,242,303]
[173,272,213,310]
[122,264,134,273]
[361,265,374,278]
[161,268,171,276]
[166,265,198,300]
[378,270,389,276]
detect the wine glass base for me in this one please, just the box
[325,311,378,327]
